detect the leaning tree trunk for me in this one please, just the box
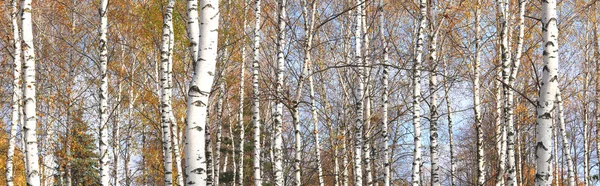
[159,0,176,185]
[184,0,220,185]
[273,0,286,185]
[6,0,22,185]
[251,0,263,184]
[301,1,323,185]
[473,1,485,184]
[98,0,110,185]
[535,0,558,184]
[412,0,427,185]
[354,0,365,185]
[557,90,575,186]
[379,0,390,185]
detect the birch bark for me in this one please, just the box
[272,0,287,184]
[412,0,427,185]
[6,0,22,185]
[473,2,485,184]
[98,0,110,184]
[535,0,559,184]
[556,91,575,186]
[379,0,390,185]
[354,0,365,185]
[160,0,176,184]
[184,0,220,184]
[251,0,263,184]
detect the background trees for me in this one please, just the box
[0,0,598,185]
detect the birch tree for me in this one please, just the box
[159,0,176,184]
[98,0,110,184]
[412,0,427,185]
[236,1,249,184]
[184,0,220,184]
[6,0,22,185]
[428,3,440,185]
[379,0,390,185]
[273,0,287,184]
[251,0,263,184]
[556,90,575,186]
[496,0,509,184]
[354,0,365,184]
[535,0,558,184]
[443,56,455,186]
[301,0,323,184]
[473,1,485,184]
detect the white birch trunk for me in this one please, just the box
[6,0,22,185]
[273,7,285,181]
[443,56,455,186]
[300,1,323,184]
[354,0,364,185]
[173,118,184,186]
[98,0,110,184]
[496,1,508,185]
[215,83,224,186]
[379,0,390,185]
[556,91,575,186]
[112,82,122,186]
[506,1,527,185]
[236,1,249,184]
[412,0,427,185]
[160,0,176,184]
[473,2,485,184]
[535,0,558,184]
[273,0,287,185]
[428,11,440,186]
[184,0,220,184]
[360,4,373,185]
[251,0,263,184]
[206,113,214,186]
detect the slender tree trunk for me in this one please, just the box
[236,1,249,185]
[427,7,440,186]
[206,114,214,186]
[443,54,455,186]
[379,0,390,185]
[160,1,176,185]
[112,82,122,186]
[412,0,427,185]
[184,0,220,184]
[172,109,183,186]
[495,68,506,186]
[583,39,590,186]
[273,0,286,185]
[214,83,224,186]
[553,116,559,186]
[359,3,374,185]
[496,0,509,184]
[354,1,365,185]
[535,0,559,184]
[473,1,485,184]
[6,0,22,185]
[556,90,575,186]
[507,1,527,185]
[251,0,263,184]
[98,0,110,184]
[300,1,323,184]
